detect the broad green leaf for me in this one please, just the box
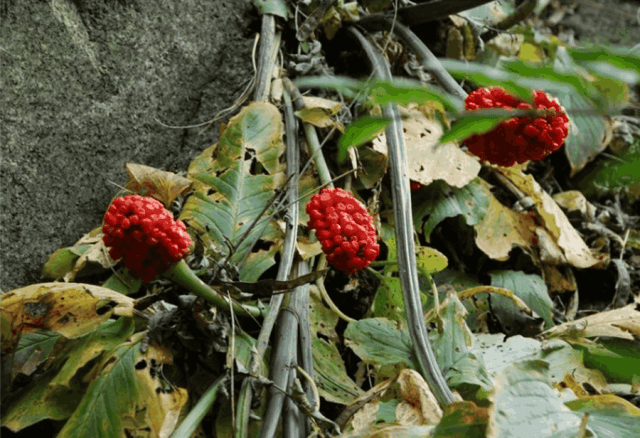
[438,59,540,102]
[476,335,606,390]
[565,409,640,438]
[412,178,489,241]
[101,270,142,295]
[432,269,485,332]
[572,136,640,199]
[11,331,61,378]
[228,330,261,375]
[440,110,507,144]
[371,276,405,325]
[294,76,463,112]
[416,246,448,276]
[57,332,144,438]
[50,317,135,387]
[313,337,363,405]
[376,399,399,423]
[430,291,475,371]
[566,395,640,437]
[337,116,389,162]
[309,288,361,404]
[430,291,492,398]
[551,49,613,176]
[344,318,418,370]
[568,45,640,74]
[42,245,91,279]
[573,338,640,384]
[445,352,493,400]
[490,270,554,330]
[488,360,585,438]
[2,368,84,431]
[476,334,542,377]
[180,102,286,281]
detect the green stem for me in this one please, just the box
[164,260,264,318]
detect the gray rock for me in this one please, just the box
[1,0,256,291]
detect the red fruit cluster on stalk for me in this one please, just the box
[306,188,380,274]
[102,195,191,282]
[464,87,570,167]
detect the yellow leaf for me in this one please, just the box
[1,283,134,352]
[125,163,192,206]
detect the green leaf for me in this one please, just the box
[412,178,489,241]
[101,270,142,295]
[430,291,475,371]
[416,246,448,276]
[57,333,143,438]
[2,369,84,432]
[12,331,61,378]
[440,110,507,144]
[42,245,91,279]
[294,76,463,112]
[438,60,540,102]
[309,289,362,404]
[568,45,640,75]
[574,338,640,384]
[344,318,418,370]
[566,397,640,438]
[371,276,405,325]
[228,330,261,375]
[180,102,285,281]
[429,291,492,398]
[488,360,585,438]
[490,270,554,330]
[572,136,640,198]
[376,399,399,423]
[476,334,542,377]
[312,337,363,405]
[337,116,390,162]
[50,317,135,387]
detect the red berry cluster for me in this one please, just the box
[306,188,380,274]
[464,87,570,167]
[102,195,191,282]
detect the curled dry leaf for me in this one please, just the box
[473,180,537,261]
[339,369,443,437]
[125,163,192,207]
[542,297,640,342]
[496,166,599,269]
[374,104,481,188]
[295,95,344,130]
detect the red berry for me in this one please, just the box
[102,195,191,281]
[463,87,570,166]
[307,188,380,274]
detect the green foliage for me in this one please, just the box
[344,318,418,370]
[337,116,389,162]
[412,178,489,241]
[42,245,91,279]
[180,102,286,281]
[490,270,554,330]
[57,332,143,438]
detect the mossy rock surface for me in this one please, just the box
[0,0,255,291]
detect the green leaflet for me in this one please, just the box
[180,102,286,282]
